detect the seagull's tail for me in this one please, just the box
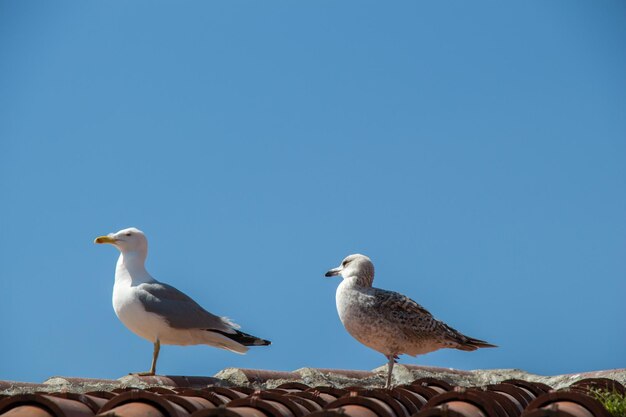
[456,336,497,351]
[441,322,496,351]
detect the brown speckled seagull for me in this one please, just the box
[325,254,496,388]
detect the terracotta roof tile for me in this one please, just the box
[0,393,94,417]
[1,368,624,417]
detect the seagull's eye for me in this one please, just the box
[125,233,132,236]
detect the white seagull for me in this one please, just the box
[95,227,270,375]
[325,254,495,388]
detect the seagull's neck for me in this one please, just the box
[342,275,374,288]
[115,251,155,286]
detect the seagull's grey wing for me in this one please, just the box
[372,288,468,344]
[136,282,236,333]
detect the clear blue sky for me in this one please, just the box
[1,1,625,383]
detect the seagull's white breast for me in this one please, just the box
[335,279,393,354]
[112,281,168,343]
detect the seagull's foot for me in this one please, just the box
[130,371,156,376]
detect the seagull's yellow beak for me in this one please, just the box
[94,235,117,244]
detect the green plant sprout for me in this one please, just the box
[591,388,626,417]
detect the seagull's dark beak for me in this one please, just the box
[94,235,117,244]
[325,267,342,277]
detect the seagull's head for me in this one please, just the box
[325,254,375,285]
[94,227,148,254]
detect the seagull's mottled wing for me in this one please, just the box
[136,282,236,333]
[371,287,469,345]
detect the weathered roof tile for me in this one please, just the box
[1,367,625,417]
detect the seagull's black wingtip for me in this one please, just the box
[209,329,271,347]
[255,339,271,346]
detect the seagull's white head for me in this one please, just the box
[94,227,148,254]
[325,254,375,286]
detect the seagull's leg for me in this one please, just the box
[135,339,160,376]
[385,354,395,389]
[149,339,160,375]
